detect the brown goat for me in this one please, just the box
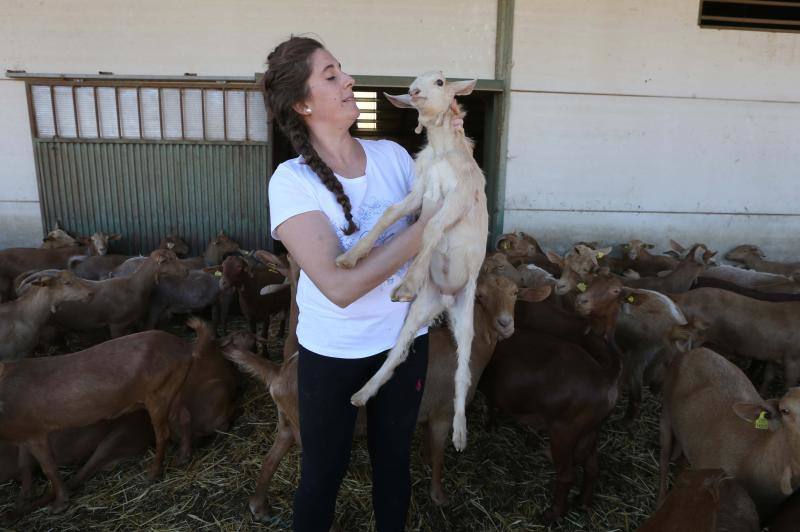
[623,239,681,277]
[623,244,716,293]
[2,320,242,515]
[494,232,560,275]
[659,347,800,519]
[0,271,94,361]
[670,287,800,393]
[0,328,198,513]
[220,255,289,354]
[157,232,190,257]
[0,246,92,301]
[726,245,800,279]
[221,272,549,521]
[46,249,188,338]
[480,274,651,522]
[637,469,759,532]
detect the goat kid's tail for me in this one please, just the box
[221,347,281,388]
[186,317,215,359]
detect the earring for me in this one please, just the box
[305,107,312,114]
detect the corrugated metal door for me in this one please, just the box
[26,79,272,255]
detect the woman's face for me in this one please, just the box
[302,48,359,129]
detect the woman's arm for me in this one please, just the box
[275,210,429,308]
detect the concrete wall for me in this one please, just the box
[506,0,800,259]
[0,0,497,247]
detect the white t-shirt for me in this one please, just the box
[269,138,427,359]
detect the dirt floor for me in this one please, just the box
[1,317,670,532]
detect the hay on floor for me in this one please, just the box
[0,317,668,532]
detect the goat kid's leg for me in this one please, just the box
[427,417,452,506]
[145,403,171,482]
[546,428,579,523]
[16,447,33,508]
[573,431,600,509]
[249,421,296,523]
[175,406,193,466]
[448,281,477,452]
[657,410,676,505]
[622,362,645,430]
[783,356,800,389]
[352,283,442,406]
[336,189,423,269]
[26,438,69,514]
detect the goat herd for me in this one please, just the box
[1,225,800,531]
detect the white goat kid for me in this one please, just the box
[335,72,488,451]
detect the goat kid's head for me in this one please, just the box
[220,255,250,289]
[149,249,187,283]
[42,225,80,248]
[385,72,476,133]
[546,245,609,295]
[206,231,241,264]
[495,232,542,258]
[574,275,649,330]
[725,244,765,263]
[27,270,94,311]
[733,387,800,438]
[89,231,121,256]
[476,274,551,340]
[159,232,190,257]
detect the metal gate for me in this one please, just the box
[25,76,272,255]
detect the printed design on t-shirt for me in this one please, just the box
[336,196,411,287]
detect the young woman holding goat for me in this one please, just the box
[262,36,464,531]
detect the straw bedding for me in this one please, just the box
[0,317,670,532]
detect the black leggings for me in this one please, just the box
[293,334,429,532]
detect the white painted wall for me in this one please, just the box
[0,0,497,248]
[506,0,800,260]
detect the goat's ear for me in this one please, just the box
[733,402,781,432]
[109,233,121,240]
[669,239,686,253]
[518,285,551,303]
[595,247,612,259]
[621,288,649,307]
[384,92,414,109]
[545,250,564,268]
[644,243,656,249]
[449,79,477,96]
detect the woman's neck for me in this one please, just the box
[308,131,365,178]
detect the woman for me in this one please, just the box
[263,36,457,531]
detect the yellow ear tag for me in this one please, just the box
[500,241,510,250]
[214,271,222,277]
[597,252,605,259]
[755,411,769,430]
[627,296,635,303]
[577,282,587,293]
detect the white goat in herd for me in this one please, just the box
[336,71,488,450]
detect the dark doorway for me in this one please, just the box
[269,86,493,253]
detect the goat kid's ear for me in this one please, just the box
[545,250,564,268]
[733,402,782,432]
[449,78,477,96]
[669,239,686,253]
[621,288,649,307]
[518,285,551,303]
[384,92,414,109]
[110,233,121,240]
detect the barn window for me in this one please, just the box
[699,0,800,34]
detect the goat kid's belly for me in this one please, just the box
[428,216,487,295]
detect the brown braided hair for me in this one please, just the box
[261,36,358,236]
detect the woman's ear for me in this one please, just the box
[292,101,312,116]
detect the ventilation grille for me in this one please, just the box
[700,0,800,33]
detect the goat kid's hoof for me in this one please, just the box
[176,452,192,467]
[541,506,564,525]
[430,488,450,507]
[248,497,270,523]
[351,389,372,407]
[452,429,468,452]
[48,497,70,514]
[390,284,416,303]
[335,253,358,269]
[146,468,163,483]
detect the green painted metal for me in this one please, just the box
[489,0,515,244]
[33,140,270,255]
